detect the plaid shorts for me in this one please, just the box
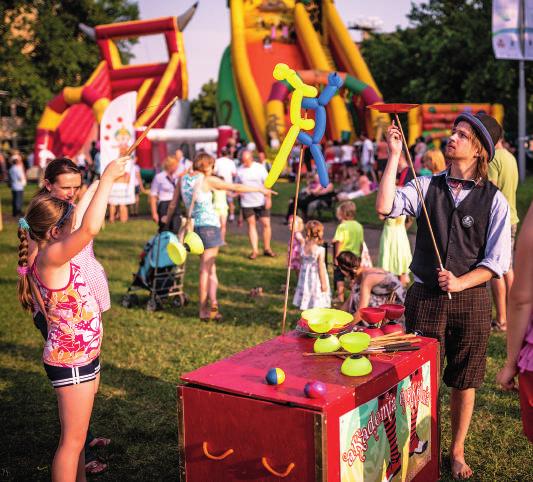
[405,283,491,389]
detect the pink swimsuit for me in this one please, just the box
[31,261,102,367]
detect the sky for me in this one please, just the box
[131,0,422,99]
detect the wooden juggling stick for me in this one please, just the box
[281,143,306,335]
[126,96,179,157]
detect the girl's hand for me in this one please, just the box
[101,156,129,182]
[386,121,403,156]
[261,187,278,196]
[496,362,518,391]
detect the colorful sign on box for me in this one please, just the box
[339,362,432,482]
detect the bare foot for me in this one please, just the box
[451,454,473,479]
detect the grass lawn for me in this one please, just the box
[1,180,532,481]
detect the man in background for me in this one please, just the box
[237,150,275,259]
[488,132,519,332]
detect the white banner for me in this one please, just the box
[525,0,533,59]
[99,91,137,205]
[493,0,523,59]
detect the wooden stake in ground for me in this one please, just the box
[281,144,306,336]
[368,103,451,300]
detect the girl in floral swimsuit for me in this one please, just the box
[17,157,127,482]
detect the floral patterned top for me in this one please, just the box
[31,261,102,367]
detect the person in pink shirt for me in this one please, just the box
[497,201,533,443]
[337,169,372,200]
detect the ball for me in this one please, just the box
[265,367,285,385]
[304,381,327,399]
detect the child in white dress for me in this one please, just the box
[293,220,331,310]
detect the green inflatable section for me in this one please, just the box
[216,46,249,142]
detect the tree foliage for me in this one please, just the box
[361,0,533,137]
[190,79,218,128]
[0,0,139,145]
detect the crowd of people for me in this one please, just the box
[12,110,532,481]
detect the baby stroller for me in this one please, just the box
[122,230,189,311]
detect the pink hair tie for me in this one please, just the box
[17,266,29,277]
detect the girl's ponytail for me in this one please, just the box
[17,225,33,311]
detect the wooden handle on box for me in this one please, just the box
[261,457,295,477]
[202,442,234,460]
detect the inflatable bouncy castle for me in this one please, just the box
[407,103,504,146]
[217,0,389,151]
[34,4,197,169]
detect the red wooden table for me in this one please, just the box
[178,331,440,481]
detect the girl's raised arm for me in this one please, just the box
[207,176,276,196]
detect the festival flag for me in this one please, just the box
[99,91,137,205]
[492,0,523,60]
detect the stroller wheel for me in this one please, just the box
[172,294,189,308]
[122,294,138,308]
[146,299,158,312]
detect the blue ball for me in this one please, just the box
[265,367,285,385]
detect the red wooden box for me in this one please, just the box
[178,332,440,481]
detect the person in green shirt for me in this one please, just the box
[488,135,519,331]
[332,200,364,304]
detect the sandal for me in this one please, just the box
[263,250,276,257]
[199,303,211,322]
[210,304,223,321]
[89,437,111,448]
[491,320,507,332]
[85,458,108,475]
[248,252,258,260]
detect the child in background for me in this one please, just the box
[332,201,364,304]
[287,215,305,279]
[9,153,26,217]
[378,214,412,286]
[17,157,127,481]
[293,220,331,310]
[131,157,148,217]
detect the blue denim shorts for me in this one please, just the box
[195,225,223,249]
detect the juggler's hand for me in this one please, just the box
[437,268,463,293]
[386,121,403,157]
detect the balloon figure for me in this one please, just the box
[265,63,318,188]
[297,72,343,187]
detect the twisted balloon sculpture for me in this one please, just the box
[265,63,317,188]
[297,72,343,187]
[264,63,343,188]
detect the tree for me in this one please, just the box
[0,0,139,146]
[190,79,218,128]
[360,0,533,137]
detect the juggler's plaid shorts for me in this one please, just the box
[405,283,492,389]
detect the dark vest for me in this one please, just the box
[410,174,498,289]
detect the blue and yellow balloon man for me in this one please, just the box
[264,63,344,188]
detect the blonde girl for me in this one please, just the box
[293,220,331,309]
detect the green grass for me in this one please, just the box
[0,180,532,481]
